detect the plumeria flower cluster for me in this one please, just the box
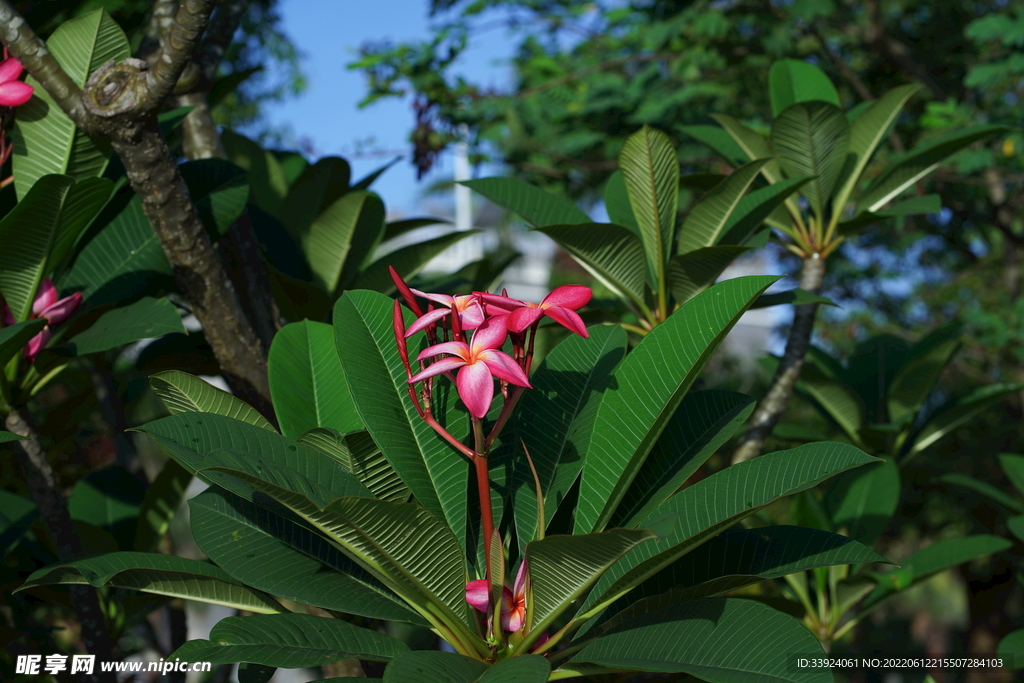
[390,266,592,430]
[390,267,591,649]
[1,279,82,363]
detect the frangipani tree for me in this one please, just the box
[18,268,887,680]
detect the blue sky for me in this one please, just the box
[260,0,515,215]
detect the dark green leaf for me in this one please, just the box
[537,223,647,309]
[667,246,750,304]
[770,101,850,220]
[460,177,589,227]
[64,297,186,355]
[171,614,408,666]
[150,371,276,432]
[769,59,841,117]
[268,320,362,438]
[383,651,485,683]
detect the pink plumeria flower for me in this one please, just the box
[404,289,486,337]
[0,58,33,107]
[2,278,82,362]
[479,285,592,338]
[465,560,529,632]
[409,316,530,418]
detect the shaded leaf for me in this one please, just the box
[150,371,276,432]
[64,297,186,355]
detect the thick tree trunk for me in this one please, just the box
[5,410,116,683]
[108,120,273,416]
[732,253,826,464]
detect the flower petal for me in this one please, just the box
[478,350,531,388]
[469,316,508,354]
[415,341,470,362]
[507,306,544,333]
[0,57,23,84]
[23,327,50,363]
[405,308,450,337]
[0,80,34,107]
[32,279,58,317]
[465,579,490,612]
[408,357,466,384]
[476,292,525,309]
[39,293,81,325]
[410,289,455,307]
[512,560,528,597]
[542,284,592,310]
[455,361,494,418]
[458,299,486,330]
[501,604,524,633]
[544,306,589,338]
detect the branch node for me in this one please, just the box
[82,59,148,117]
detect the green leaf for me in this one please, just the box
[856,125,1008,213]
[460,177,589,227]
[134,459,191,552]
[878,194,943,217]
[179,159,249,240]
[139,413,369,502]
[222,130,289,218]
[68,466,145,548]
[269,320,362,438]
[333,290,467,537]
[769,59,841,117]
[355,231,480,294]
[579,442,876,621]
[793,354,865,445]
[512,324,627,550]
[678,125,748,165]
[1000,453,1024,499]
[0,175,76,322]
[352,157,400,191]
[18,551,285,613]
[300,191,386,296]
[298,428,410,503]
[197,468,474,634]
[527,528,658,637]
[676,158,770,255]
[619,126,678,286]
[626,526,888,605]
[0,319,47,367]
[150,371,276,432]
[12,10,128,199]
[709,114,787,185]
[718,176,814,245]
[476,656,550,682]
[906,383,1024,461]
[384,216,450,241]
[584,526,886,641]
[752,289,838,308]
[824,455,900,547]
[64,297,185,355]
[997,629,1024,667]
[861,535,1012,612]
[569,598,829,683]
[0,431,27,442]
[603,170,640,235]
[613,390,756,528]
[575,275,780,534]
[1007,515,1024,544]
[667,246,750,304]
[280,157,353,236]
[47,177,113,277]
[887,322,962,424]
[238,663,275,683]
[171,614,408,667]
[189,488,425,623]
[383,651,486,683]
[58,189,172,305]
[536,223,647,310]
[939,474,1024,514]
[770,101,850,220]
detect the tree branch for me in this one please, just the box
[144,0,216,108]
[137,0,179,65]
[199,0,249,82]
[5,410,116,683]
[731,254,826,464]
